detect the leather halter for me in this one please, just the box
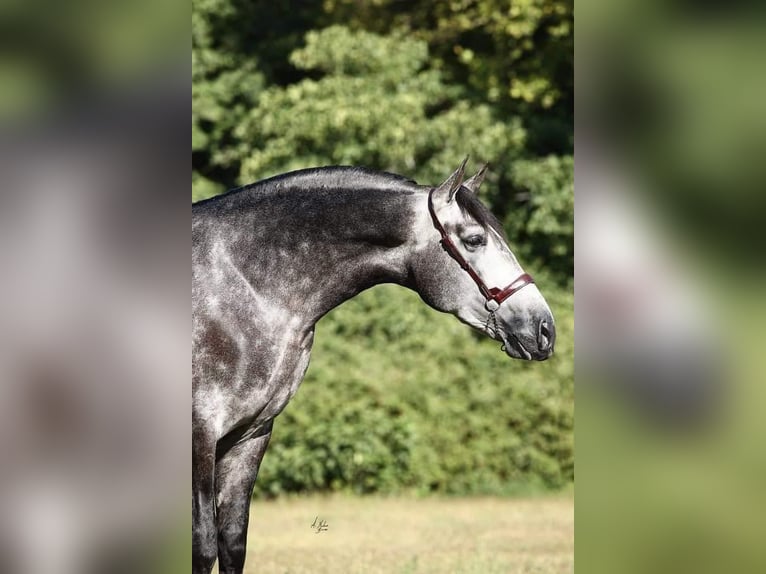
[427,187,534,312]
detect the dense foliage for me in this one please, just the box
[193,0,573,495]
[253,283,573,497]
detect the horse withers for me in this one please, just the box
[192,160,555,573]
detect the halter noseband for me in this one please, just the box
[427,187,534,312]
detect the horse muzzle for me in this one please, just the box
[500,313,556,361]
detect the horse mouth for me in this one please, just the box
[500,332,532,360]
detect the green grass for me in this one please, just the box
[230,494,573,574]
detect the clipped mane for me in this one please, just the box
[247,166,421,194]
[193,166,422,209]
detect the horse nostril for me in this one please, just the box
[538,319,553,352]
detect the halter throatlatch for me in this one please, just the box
[427,187,534,313]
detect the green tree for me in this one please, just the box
[506,155,574,279]
[323,0,573,153]
[231,26,524,186]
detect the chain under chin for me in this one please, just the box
[485,310,498,338]
[485,310,510,353]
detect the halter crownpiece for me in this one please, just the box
[427,187,534,312]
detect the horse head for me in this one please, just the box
[411,159,555,360]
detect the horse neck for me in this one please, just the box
[214,186,424,326]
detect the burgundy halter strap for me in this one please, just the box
[427,187,534,312]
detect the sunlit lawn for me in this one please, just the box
[231,494,573,574]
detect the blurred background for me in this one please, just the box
[578,0,766,573]
[0,1,189,573]
[193,1,574,571]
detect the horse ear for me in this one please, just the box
[463,163,489,194]
[433,157,468,205]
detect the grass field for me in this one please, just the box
[233,494,573,574]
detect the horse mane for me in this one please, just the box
[194,165,507,240]
[250,166,421,194]
[193,166,421,210]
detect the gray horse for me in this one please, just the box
[192,160,555,573]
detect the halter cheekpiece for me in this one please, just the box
[427,187,534,313]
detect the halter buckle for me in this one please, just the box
[485,299,500,313]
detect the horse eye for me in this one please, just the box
[462,234,486,249]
